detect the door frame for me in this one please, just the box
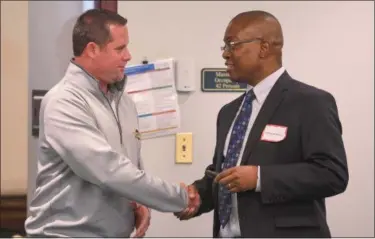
[94,0,118,12]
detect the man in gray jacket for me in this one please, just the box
[25,9,198,237]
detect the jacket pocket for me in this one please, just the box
[272,202,320,228]
[274,215,320,228]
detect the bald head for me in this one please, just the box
[231,10,284,49]
[222,10,284,85]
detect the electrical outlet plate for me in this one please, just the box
[175,132,193,164]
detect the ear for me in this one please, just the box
[86,42,100,59]
[259,41,270,58]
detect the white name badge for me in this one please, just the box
[260,124,288,142]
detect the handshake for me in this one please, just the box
[175,183,201,220]
[174,166,258,220]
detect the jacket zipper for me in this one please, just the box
[102,92,124,145]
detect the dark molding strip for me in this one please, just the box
[0,194,27,236]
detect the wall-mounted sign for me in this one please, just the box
[201,68,247,92]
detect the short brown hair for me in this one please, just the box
[72,9,127,56]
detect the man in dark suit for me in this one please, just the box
[175,10,349,238]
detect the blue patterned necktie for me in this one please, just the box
[218,89,255,228]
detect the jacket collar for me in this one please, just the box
[67,58,126,95]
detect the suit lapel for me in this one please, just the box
[240,72,290,165]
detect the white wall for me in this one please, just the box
[119,1,374,237]
[1,1,29,195]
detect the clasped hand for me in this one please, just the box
[174,183,201,220]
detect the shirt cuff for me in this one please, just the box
[255,166,261,192]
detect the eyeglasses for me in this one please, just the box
[221,38,263,52]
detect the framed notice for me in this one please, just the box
[201,68,247,92]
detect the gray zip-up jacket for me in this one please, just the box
[25,61,188,237]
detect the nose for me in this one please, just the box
[222,49,230,60]
[123,47,132,62]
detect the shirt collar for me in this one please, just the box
[247,66,285,104]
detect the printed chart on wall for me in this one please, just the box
[124,58,180,139]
